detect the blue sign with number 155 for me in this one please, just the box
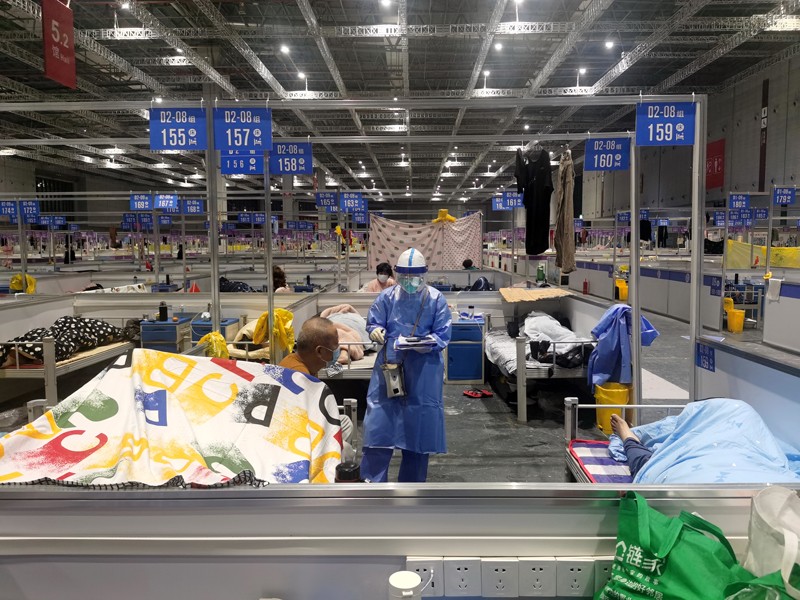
[149,108,207,151]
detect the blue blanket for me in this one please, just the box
[608,399,800,484]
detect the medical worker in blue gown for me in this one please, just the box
[360,248,452,483]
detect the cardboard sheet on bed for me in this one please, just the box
[500,287,573,303]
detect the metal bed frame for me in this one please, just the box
[563,397,689,483]
[0,337,135,419]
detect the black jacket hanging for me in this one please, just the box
[514,150,553,256]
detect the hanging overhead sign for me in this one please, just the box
[584,137,631,171]
[238,213,252,224]
[269,142,313,175]
[713,211,726,227]
[0,201,15,217]
[20,201,40,220]
[42,0,76,89]
[617,211,631,223]
[221,151,264,175]
[154,194,178,210]
[158,216,172,226]
[353,212,368,225]
[339,191,365,213]
[635,102,696,147]
[773,186,796,206]
[656,219,670,227]
[69,223,79,231]
[492,196,511,211]
[316,191,339,213]
[149,108,207,151]
[213,108,272,152]
[755,208,769,220]
[729,193,750,210]
[130,193,153,211]
[502,190,524,209]
[183,199,204,215]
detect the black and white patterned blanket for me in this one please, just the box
[0,316,127,367]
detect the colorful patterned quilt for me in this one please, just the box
[0,349,342,487]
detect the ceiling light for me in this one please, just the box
[154,96,163,103]
[515,0,523,4]
[359,160,363,164]
[298,72,306,79]
[121,1,130,9]
[454,146,458,149]
[280,45,290,54]
[605,40,614,49]
[176,48,184,54]
[494,42,502,51]
[405,192,411,196]
[483,70,490,77]
[579,67,587,75]
[524,124,530,130]
[381,0,391,6]
[493,159,497,163]
[393,97,398,101]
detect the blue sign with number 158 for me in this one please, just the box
[636,102,696,147]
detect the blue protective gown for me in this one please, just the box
[364,284,452,454]
[587,304,659,386]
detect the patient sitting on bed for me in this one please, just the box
[611,414,652,478]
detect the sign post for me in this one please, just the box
[42,0,76,89]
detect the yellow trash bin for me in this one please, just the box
[595,382,632,435]
[727,308,745,333]
[723,297,734,312]
[615,279,629,301]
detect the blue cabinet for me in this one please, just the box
[445,319,484,384]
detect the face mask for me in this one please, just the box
[320,346,341,368]
[400,276,423,294]
[377,274,389,283]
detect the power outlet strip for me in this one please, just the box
[518,557,557,597]
[481,557,520,598]
[556,557,595,597]
[406,556,444,597]
[443,557,482,597]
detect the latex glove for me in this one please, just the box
[369,327,386,344]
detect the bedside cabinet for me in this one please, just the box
[445,318,485,384]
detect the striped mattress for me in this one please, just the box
[568,439,633,484]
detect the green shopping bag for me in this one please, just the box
[725,564,800,599]
[596,492,753,600]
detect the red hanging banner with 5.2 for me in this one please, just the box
[42,0,76,89]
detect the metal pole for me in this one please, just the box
[516,336,527,423]
[16,200,27,293]
[721,202,730,332]
[345,212,351,291]
[766,185,774,275]
[251,221,255,269]
[629,135,642,407]
[153,208,160,284]
[263,154,276,362]
[181,212,187,292]
[204,86,221,332]
[612,214,618,300]
[689,96,708,401]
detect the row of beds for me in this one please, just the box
[0,292,633,484]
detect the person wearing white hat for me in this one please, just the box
[361,248,452,482]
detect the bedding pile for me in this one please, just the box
[0,349,342,487]
[0,316,132,368]
[320,304,376,363]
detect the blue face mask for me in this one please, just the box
[322,346,341,368]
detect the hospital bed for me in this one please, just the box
[563,398,687,484]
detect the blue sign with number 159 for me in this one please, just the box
[636,102,696,147]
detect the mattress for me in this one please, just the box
[568,439,633,484]
[484,329,551,377]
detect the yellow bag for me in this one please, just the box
[199,331,229,359]
[432,208,456,223]
[10,273,36,294]
[253,308,295,350]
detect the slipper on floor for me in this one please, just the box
[478,389,494,398]
[463,389,483,398]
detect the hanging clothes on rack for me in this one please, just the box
[514,149,553,256]
[554,151,576,274]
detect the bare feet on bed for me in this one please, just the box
[611,414,640,442]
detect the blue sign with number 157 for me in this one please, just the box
[213,108,272,151]
[636,102,696,147]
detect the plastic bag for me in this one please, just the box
[742,487,800,598]
[199,331,229,359]
[9,273,36,294]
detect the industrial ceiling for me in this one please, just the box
[0,0,797,204]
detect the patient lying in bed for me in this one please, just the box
[607,398,800,484]
[319,304,376,364]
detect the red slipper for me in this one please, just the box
[463,389,482,398]
[479,389,494,398]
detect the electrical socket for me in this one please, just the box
[443,557,482,597]
[518,557,557,597]
[406,556,444,597]
[556,558,595,597]
[481,557,520,598]
[594,557,615,594]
